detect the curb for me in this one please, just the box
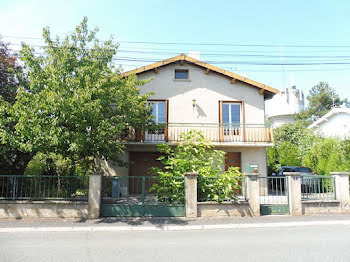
[1,220,350,233]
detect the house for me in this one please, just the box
[102,54,279,180]
[266,84,304,128]
[308,107,350,139]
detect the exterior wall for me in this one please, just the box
[266,86,304,125]
[101,153,129,177]
[103,145,268,177]
[218,146,267,176]
[268,114,295,128]
[137,62,265,125]
[197,201,252,217]
[312,113,350,139]
[0,201,88,219]
[302,201,341,215]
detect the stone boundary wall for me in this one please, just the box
[302,200,341,215]
[0,200,88,219]
[197,201,252,217]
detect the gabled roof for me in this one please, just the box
[308,107,350,129]
[120,54,279,95]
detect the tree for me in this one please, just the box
[303,137,349,175]
[0,39,32,174]
[0,39,22,103]
[150,131,242,203]
[296,82,349,122]
[0,17,153,174]
[267,121,320,173]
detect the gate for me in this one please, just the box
[259,176,289,215]
[101,176,185,217]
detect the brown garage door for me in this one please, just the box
[129,152,163,194]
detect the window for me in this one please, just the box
[149,102,166,124]
[175,69,189,79]
[221,102,241,135]
[148,101,166,135]
[222,103,241,126]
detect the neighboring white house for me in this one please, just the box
[265,85,304,128]
[101,54,279,178]
[308,107,350,139]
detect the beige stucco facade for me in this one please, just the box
[102,59,274,177]
[137,62,265,125]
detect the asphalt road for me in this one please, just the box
[1,224,350,262]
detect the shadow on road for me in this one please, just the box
[75,217,193,227]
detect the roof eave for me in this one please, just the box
[119,54,279,95]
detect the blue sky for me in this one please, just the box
[1,0,350,101]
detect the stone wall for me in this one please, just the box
[0,201,88,219]
[302,201,341,215]
[197,201,252,217]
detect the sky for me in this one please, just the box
[1,0,350,101]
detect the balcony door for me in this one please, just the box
[219,101,243,142]
[146,100,168,141]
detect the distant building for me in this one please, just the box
[308,107,350,139]
[266,85,305,128]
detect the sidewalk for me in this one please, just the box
[1,214,350,232]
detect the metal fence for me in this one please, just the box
[0,175,89,201]
[102,176,185,204]
[259,176,288,205]
[301,175,336,201]
[197,176,245,202]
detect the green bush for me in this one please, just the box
[150,130,243,203]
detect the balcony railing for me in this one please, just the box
[124,123,272,143]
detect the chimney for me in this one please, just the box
[188,51,200,60]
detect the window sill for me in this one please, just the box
[173,79,191,82]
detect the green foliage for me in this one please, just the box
[303,137,349,175]
[150,130,243,203]
[0,17,153,174]
[267,121,317,172]
[267,121,350,174]
[295,82,349,122]
[25,152,90,177]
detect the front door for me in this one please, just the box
[225,152,242,194]
[225,152,241,171]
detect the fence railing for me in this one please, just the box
[197,176,245,202]
[301,175,336,201]
[259,176,288,204]
[0,175,89,201]
[102,176,185,204]
[124,123,272,143]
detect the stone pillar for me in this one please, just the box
[331,172,350,212]
[88,174,102,219]
[284,172,302,216]
[184,172,198,218]
[245,173,260,216]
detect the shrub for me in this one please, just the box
[150,130,243,203]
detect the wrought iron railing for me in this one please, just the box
[124,123,272,143]
[301,175,336,201]
[102,176,185,204]
[0,175,88,201]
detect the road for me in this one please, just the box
[1,223,350,262]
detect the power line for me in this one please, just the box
[3,35,350,48]
[7,43,350,59]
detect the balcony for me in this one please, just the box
[125,123,272,144]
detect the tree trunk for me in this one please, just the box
[0,150,34,198]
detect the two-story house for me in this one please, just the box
[103,54,278,181]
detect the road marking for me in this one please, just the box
[1,220,350,233]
